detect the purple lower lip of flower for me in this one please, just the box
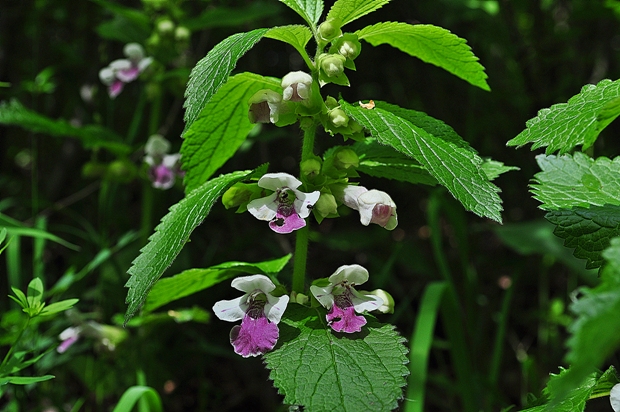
[116,66,141,83]
[108,80,124,98]
[230,314,279,357]
[268,204,306,234]
[326,304,367,333]
[149,164,175,189]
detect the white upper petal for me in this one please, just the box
[162,153,181,168]
[231,274,276,293]
[138,56,153,72]
[281,71,312,89]
[108,59,133,71]
[247,193,278,221]
[356,189,395,226]
[350,289,384,313]
[257,173,302,191]
[328,264,369,286]
[293,190,321,218]
[264,294,290,323]
[310,285,335,309]
[212,295,246,322]
[611,384,620,412]
[341,185,368,210]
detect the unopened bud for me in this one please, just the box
[329,108,349,128]
[157,19,175,35]
[319,54,346,78]
[318,19,342,42]
[300,158,322,178]
[333,147,359,170]
[175,26,190,41]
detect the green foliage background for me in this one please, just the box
[2,0,620,411]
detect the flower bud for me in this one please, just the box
[330,34,362,61]
[175,26,190,41]
[222,183,258,210]
[319,53,346,78]
[314,192,338,218]
[106,159,137,183]
[144,134,171,158]
[333,147,359,170]
[157,19,175,35]
[328,108,349,128]
[300,157,322,179]
[318,19,342,42]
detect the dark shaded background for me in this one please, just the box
[1,0,620,410]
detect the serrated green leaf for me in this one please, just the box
[545,205,620,269]
[0,375,55,385]
[520,368,598,412]
[278,0,323,27]
[508,79,620,154]
[356,22,490,91]
[353,138,438,186]
[590,366,620,399]
[143,255,291,313]
[183,28,268,134]
[0,100,129,155]
[546,238,620,406]
[326,0,390,27]
[183,2,281,31]
[265,25,313,67]
[532,152,620,211]
[40,298,79,316]
[342,100,503,222]
[481,159,519,181]
[181,73,281,193]
[264,304,409,411]
[124,169,259,324]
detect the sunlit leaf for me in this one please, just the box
[278,0,324,27]
[356,22,490,91]
[326,0,390,27]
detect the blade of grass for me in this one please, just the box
[112,386,163,412]
[7,235,22,292]
[405,281,448,412]
[427,189,480,411]
[33,216,46,283]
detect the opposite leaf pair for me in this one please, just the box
[212,264,385,357]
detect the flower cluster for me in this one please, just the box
[143,134,183,190]
[99,43,153,98]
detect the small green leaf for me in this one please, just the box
[278,0,324,27]
[183,28,268,134]
[545,205,620,269]
[143,255,291,313]
[8,287,28,309]
[532,153,620,211]
[0,100,130,155]
[124,169,261,324]
[480,159,519,181]
[181,73,281,193]
[356,22,490,91]
[26,278,44,307]
[265,304,409,411]
[353,138,438,186]
[40,298,79,316]
[342,100,503,222]
[265,25,313,67]
[508,79,620,154]
[0,375,55,385]
[326,0,390,27]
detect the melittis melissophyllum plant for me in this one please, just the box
[124,0,514,409]
[507,79,620,410]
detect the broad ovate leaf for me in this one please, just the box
[181,72,281,193]
[356,22,490,91]
[508,79,620,154]
[124,169,260,324]
[183,28,268,133]
[264,304,409,411]
[532,152,620,211]
[265,25,313,67]
[326,0,390,27]
[342,100,503,222]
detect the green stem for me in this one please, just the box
[291,123,317,293]
[292,225,309,293]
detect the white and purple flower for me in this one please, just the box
[57,326,81,353]
[212,275,289,357]
[281,71,313,102]
[99,43,153,99]
[247,173,320,234]
[143,134,183,190]
[310,264,384,333]
[340,185,398,230]
[611,383,620,412]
